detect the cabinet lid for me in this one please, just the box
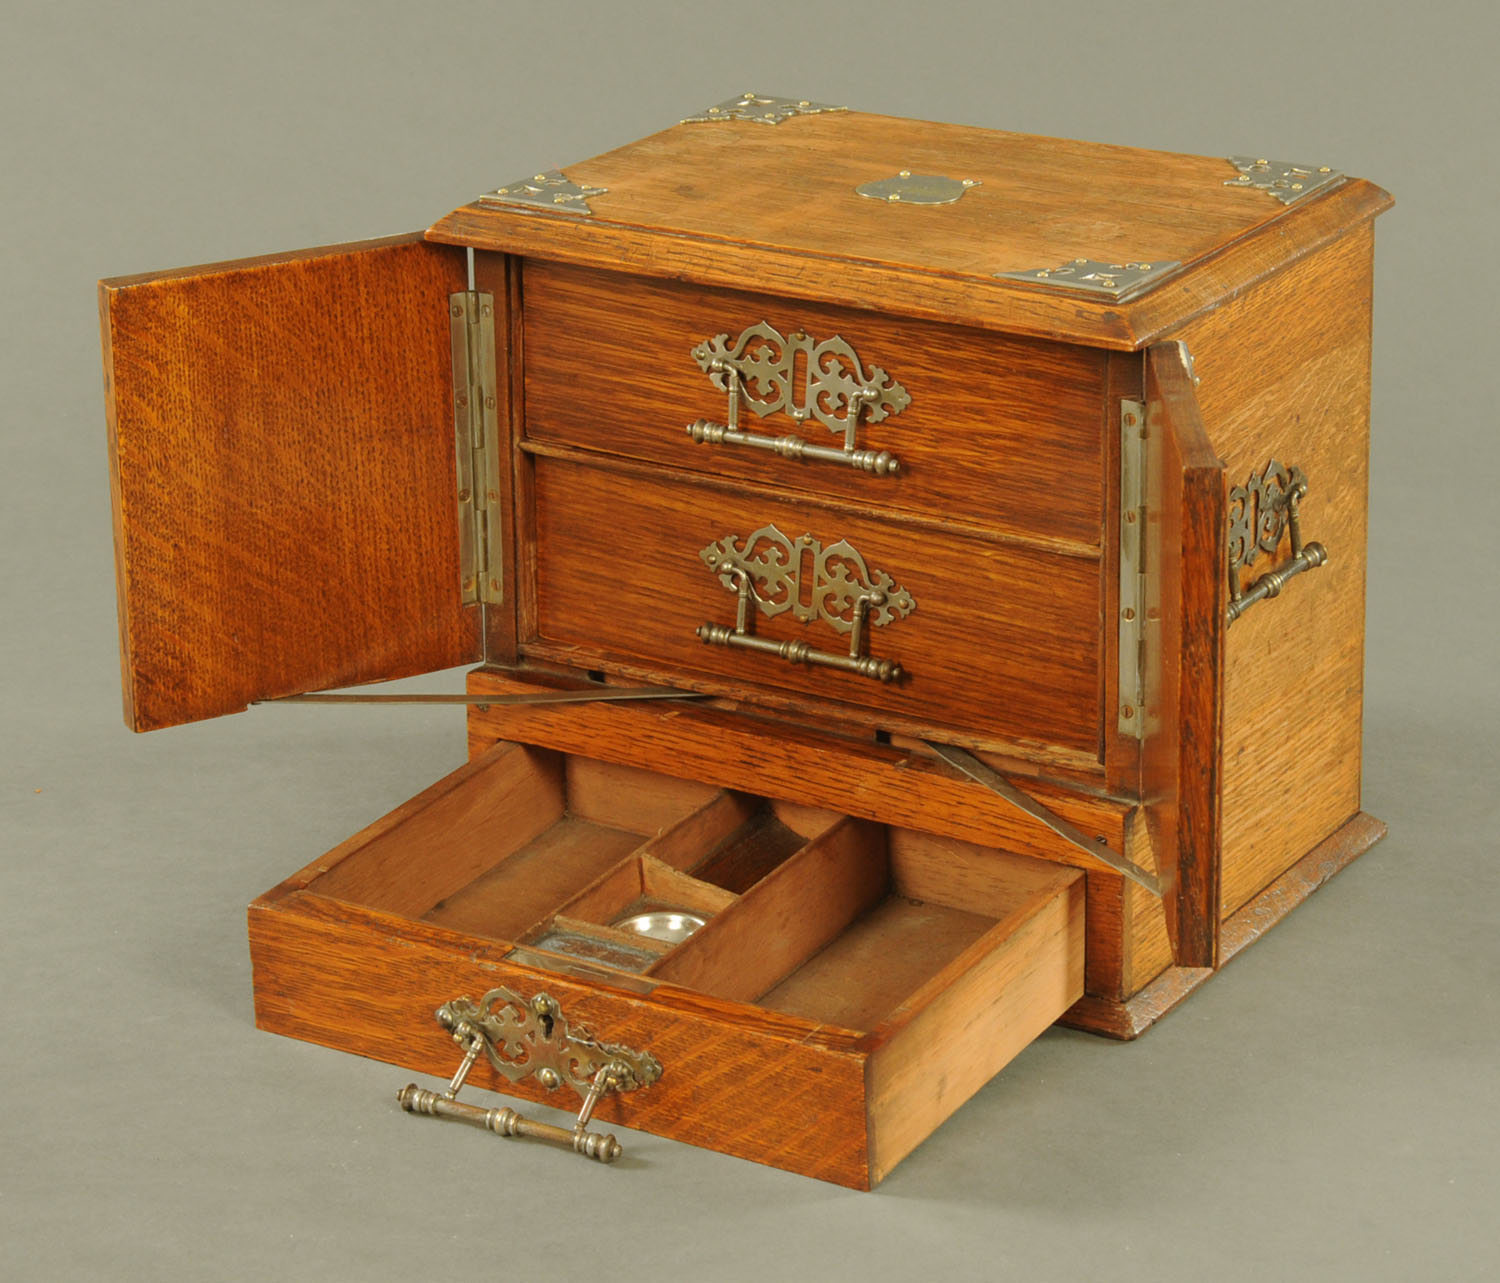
[101,234,481,731]
[427,106,1391,349]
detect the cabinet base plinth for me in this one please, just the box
[1061,810,1387,1040]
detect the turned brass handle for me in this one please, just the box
[1226,462,1328,625]
[696,561,905,683]
[397,1084,623,1163]
[1226,540,1327,624]
[696,622,903,682]
[398,987,660,1166]
[686,323,909,477]
[686,418,901,476]
[696,531,914,684]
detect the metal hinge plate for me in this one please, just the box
[451,291,502,606]
[995,258,1182,300]
[681,92,846,125]
[477,169,607,216]
[1224,156,1341,204]
[1118,399,1147,739]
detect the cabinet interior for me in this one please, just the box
[303,743,1069,1036]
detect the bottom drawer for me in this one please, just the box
[249,741,1084,1188]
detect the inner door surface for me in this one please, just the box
[101,234,478,730]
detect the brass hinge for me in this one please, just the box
[1118,399,1147,740]
[451,291,503,606]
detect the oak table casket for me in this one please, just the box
[99,95,1392,1188]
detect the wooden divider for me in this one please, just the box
[649,818,888,1002]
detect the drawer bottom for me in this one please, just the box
[249,741,1084,1187]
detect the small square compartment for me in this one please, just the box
[520,856,738,974]
[250,741,1084,1188]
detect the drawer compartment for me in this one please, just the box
[522,261,1107,549]
[249,741,1085,1188]
[527,452,1102,757]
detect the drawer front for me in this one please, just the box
[250,742,1085,1187]
[523,261,1108,550]
[528,454,1102,756]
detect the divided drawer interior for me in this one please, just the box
[254,741,1084,1186]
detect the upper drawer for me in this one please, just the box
[522,262,1108,550]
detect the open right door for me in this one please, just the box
[1142,341,1227,969]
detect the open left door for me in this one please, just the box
[101,234,480,731]
[1141,341,1227,969]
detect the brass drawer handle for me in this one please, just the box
[696,526,914,683]
[398,988,661,1165]
[687,416,900,475]
[397,1082,624,1162]
[687,322,909,476]
[1225,460,1328,624]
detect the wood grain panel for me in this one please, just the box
[1168,227,1377,916]
[562,755,720,831]
[760,899,995,1029]
[463,671,1133,872]
[1124,876,1174,997]
[428,112,1392,347]
[272,742,543,893]
[101,234,478,730]
[523,262,1106,546]
[422,819,647,940]
[527,455,1101,754]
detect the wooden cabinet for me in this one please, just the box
[100,102,1392,1185]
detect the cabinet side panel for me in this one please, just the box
[101,235,478,730]
[1170,226,1375,916]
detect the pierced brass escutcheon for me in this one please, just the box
[1225,460,1328,624]
[696,525,914,682]
[686,322,909,476]
[397,987,661,1164]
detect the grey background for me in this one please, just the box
[3,1,1496,1278]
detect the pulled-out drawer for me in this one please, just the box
[249,741,1084,1188]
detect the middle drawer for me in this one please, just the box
[522,261,1108,550]
[525,452,1102,759]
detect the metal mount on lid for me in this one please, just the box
[681,92,847,125]
[855,171,980,205]
[994,257,1183,301]
[1224,156,1341,204]
[477,169,608,216]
